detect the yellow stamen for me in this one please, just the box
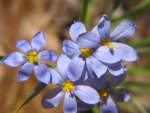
[107,42,114,49]
[26,51,39,63]
[62,80,75,92]
[99,89,109,98]
[80,48,94,58]
[101,38,114,49]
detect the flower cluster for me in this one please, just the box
[2,14,138,113]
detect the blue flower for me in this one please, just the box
[73,72,129,113]
[92,15,138,64]
[42,55,100,113]
[62,16,133,78]
[2,32,57,84]
[99,88,130,113]
[97,70,130,113]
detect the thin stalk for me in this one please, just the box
[92,106,99,113]
[13,82,46,113]
[113,0,150,21]
[128,67,150,75]
[123,81,150,89]
[130,37,150,48]
[137,47,150,53]
[131,98,148,113]
[0,56,4,61]
[81,0,90,24]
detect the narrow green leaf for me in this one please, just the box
[122,81,150,95]
[0,56,4,61]
[128,67,150,75]
[14,82,47,113]
[123,81,150,89]
[81,0,90,24]
[137,47,150,54]
[119,103,135,113]
[92,106,99,113]
[113,0,122,10]
[130,89,150,96]
[130,37,150,48]
[131,98,149,113]
[113,0,150,21]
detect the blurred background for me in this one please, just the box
[0,0,150,113]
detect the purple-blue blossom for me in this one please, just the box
[78,72,130,113]
[2,32,58,84]
[92,15,138,64]
[42,54,100,113]
[62,14,136,79]
[99,88,130,113]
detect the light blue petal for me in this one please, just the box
[101,96,118,113]
[108,67,127,76]
[86,57,107,78]
[77,32,100,48]
[57,55,71,78]
[39,50,58,61]
[74,85,100,104]
[64,93,77,113]
[50,68,65,84]
[3,52,25,67]
[42,88,65,108]
[62,40,80,57]
[31,32,46,51]
[94,46,121,64]
[113,42,138,62]
[110,20,136,41]
[69,21,86,41]
[91,25,100,38]
[34,63,50,84]
[16,40,32,53]
[67,56,85,82]
[17,62,33,81]
[110,88,131,102]
[92,14,111,40]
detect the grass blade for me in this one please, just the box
[0,56,4,61]
[81,0,90,24]
[13,82,47,113]
[131,98,149,113]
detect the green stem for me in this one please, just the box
[81,0,90,24]
[0,56,4,61]
[113,0,122,11]
[113,0,150,21]
[128,67,150,75]
[13,82,47,113]
[123,81,150,89]
[131,98,148,113]
[92,106,100,113]
[130,37,150,48]
[137,47,150,53]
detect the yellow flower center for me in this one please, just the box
[99,89,109,98]
[101,38,114,49]
[26,51,39,64]
[62,80,75,92]
[80,48,94,58]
